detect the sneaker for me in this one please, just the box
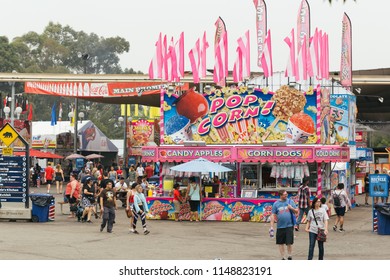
[107,230,112,233]
[338,228,345,232]
[133,230,139,234]
[365,203,369,206]
[287,256,292,260]
[144,230,150,235]
[333,225,337,231]
[100,226,104,232]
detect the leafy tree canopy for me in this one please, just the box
[0,22,141,139]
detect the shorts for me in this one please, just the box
[276,227,294,245]
[173,200,181,213]
[46,180,53,184]
[189,200,200,212]
[335,206,346,216]
[364,186,369,193]
[66,195,77,204]
[55,176,63,182]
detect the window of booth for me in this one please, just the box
[257,162,318,190]
[241,163,260,189]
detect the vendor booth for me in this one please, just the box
[142,83,353,222]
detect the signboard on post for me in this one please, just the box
[369,174,389,197]
[0,122,30,212]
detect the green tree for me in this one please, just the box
[0,22,136,139]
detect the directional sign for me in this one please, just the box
[0,123,19,147]
[0,197,26,203]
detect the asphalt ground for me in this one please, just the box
[0,190,389,260]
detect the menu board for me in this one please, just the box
[0,156,28,203]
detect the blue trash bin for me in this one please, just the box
[375,203,390,235]
[29,193,55,222]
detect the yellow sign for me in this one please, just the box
[2,147,13,156]
[0,123,19,147]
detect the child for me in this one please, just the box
[321,197,330,217]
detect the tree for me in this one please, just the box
[0,22,136,139]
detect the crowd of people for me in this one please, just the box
[56,160,158,235]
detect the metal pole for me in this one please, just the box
[74,98,78,154]
[11,82,15,126]
[124,105,128,168]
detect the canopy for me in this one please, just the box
[14,149,63,159]
[85,153,104,160]
[170,157,233,173]
[65,153,86,160]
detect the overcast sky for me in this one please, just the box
[2,0,389,74]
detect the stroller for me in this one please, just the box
[74,200,86,222]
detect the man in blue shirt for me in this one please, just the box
[270,189,298,260]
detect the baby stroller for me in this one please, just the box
[75,200,86,222]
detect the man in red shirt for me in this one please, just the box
[144,164,154,179]
[44,162,55,193]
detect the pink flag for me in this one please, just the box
[162,35,168,81]
[189,39,201,83]
[253,0,267,67]
[340,13,352,87]
[200,31,209,79]
[284,28,296,78]
[296,34,308,81]
[307,28,319,79]
[233,48,242,83]
[148,33,163,79]
[175,32,185,81]
[237,30,250,79]
[260,29,273,77]
[324,33,329,80]
[296,0,310,53]
[167,37,177,82]
[319,31,329,80]
[214,17,228,85]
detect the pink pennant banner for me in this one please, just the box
[148,33,163,79]
[253,0,267,68]
[340,13,352,87]
[200,31,209,79]
[284,28,296,78]
[296,0,310,53]
[189,38,200,83]
[260,29,272,77]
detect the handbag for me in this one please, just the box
[289,199,297,226]
[125,208,133,218]
[312,209,327,242]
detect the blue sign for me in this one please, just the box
[369,174,389,197]
[76,158,84,169]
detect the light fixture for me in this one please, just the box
[15,106,23,119]
[183,141,206,147]
[128,116,133,122]
[354,88,361,94]
[78,112,85,123]
[68,111,74,122]
[247,85,254,93]
[3,106,10,119]
[204,85,211,94]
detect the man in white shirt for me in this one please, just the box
[115,177,128,207]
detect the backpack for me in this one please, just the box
[333,191,341,207]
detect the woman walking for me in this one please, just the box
[55,164,65,194]
[126,183,137,232]
[131,184,150,235]
[305,197,329,260]
[81,178,96,223]
[330,183,351,232]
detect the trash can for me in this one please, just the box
[374,203,390,235]
[29,193,55,222]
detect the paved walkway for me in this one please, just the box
[0,191,389,260]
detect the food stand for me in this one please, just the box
[142,83,352,222]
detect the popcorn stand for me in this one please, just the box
[142,83,352,222]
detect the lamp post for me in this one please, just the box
[118,111,129,168]
[8,70,17,126]
[73,53,89,154]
